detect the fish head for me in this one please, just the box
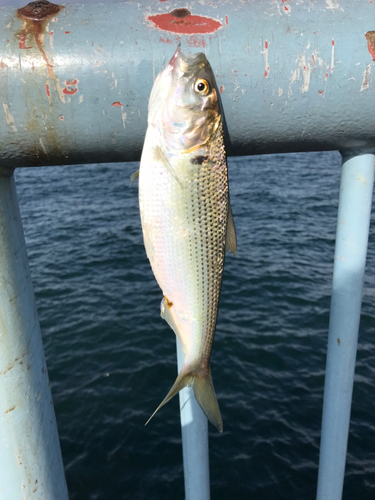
[149,47,221,152]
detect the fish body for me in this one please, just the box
[139,47,236,432]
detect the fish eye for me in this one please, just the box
[194,79,210,96]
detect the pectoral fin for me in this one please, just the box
[225,204,237,255]
[160,297,186,354]
[129,170,139,187]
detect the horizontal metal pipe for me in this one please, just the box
[0,0,375,166]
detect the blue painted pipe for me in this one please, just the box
[316,153,375,500]
[177,340,210,500]
[0,169,68,499]
[0,1,375,166]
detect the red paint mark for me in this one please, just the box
[186,36,207,48]
[318,90,323,94]
[326,72,329,78]
[265,40,268,50]
[52,17,58,22]
[331,38,335,46]
[159,0,168,2]
[284,5,290,12]
[225,15,228,27]
[264,71,268,77]
[18,34,32,49]
[313,31,318,34]
[63,88,77,95]
[312,54,316,68]
[60,116,64,120]
[159,36,172,44]
[220,85,223,94]
[63,79,78,95]
[282,0,291,2]
[365,32,375,61]
[112,101,122,107]
[7,39,9,43]
[49,31,54,35]
[65,31,70,34]
[244,74,247,76]
[148,11,222,34]
[45,83,50,97]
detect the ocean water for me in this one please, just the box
[14,152,375,500]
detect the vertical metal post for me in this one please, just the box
[316,153,375,500]
[177,340,210,500]
[0,170,68,499]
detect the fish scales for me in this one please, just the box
[139,47,236,432]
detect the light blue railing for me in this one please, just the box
[0,1,374,498]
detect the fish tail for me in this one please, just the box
[191,366,223,433]
[145,364,223,433]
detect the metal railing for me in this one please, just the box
[0,1,374,498]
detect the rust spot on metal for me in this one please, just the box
[16,1,63,79]
[170,8,191,18]
[5,405,16,413]
[147,10,222,35]
[17,0,61,20]
[365,31,375,61]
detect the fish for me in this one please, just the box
[138,47,236,433]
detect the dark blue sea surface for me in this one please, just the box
[15,152,375,499]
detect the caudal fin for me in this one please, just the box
[145,364,223,433]
[191,367,223,433]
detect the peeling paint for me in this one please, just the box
[62,79,79,95]
[39,138,47,154]
[361,63,372,91]
[2,104,17,133]
[365,31,375,61]
[262,40,270,77]
[331,37,335,72]
[326,0,341,10]
[112,102,126,128]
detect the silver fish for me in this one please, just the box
[139,47,236,432]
